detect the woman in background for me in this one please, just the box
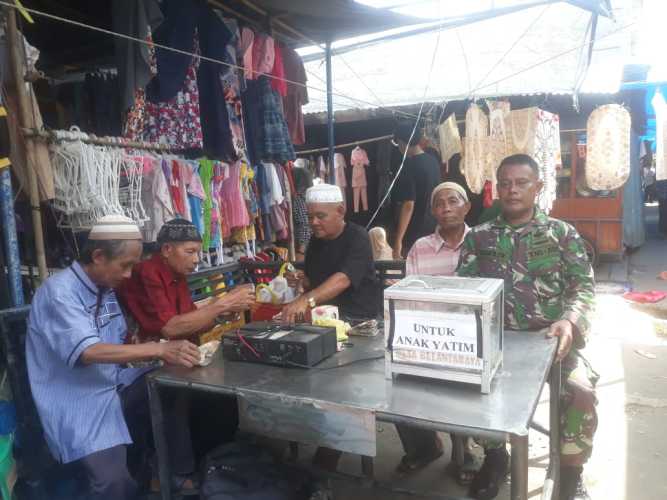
[368,226,393,261]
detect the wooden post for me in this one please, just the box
[5,8,48,281]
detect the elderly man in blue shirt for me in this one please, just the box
[26,215,201,499]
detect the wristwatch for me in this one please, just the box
[307,296,316,309]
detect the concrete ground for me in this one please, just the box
[322,204,667,499]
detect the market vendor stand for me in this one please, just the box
[148,331,560,500]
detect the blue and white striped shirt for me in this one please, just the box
[26,262,145,464]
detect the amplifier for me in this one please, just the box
[222,322,337,368]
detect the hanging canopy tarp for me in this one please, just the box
[219,0,427,45]
[302,0,634,114]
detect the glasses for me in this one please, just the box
[498,179,534,190]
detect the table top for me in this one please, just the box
[152,330,556,438]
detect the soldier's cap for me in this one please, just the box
[431,182,469,206]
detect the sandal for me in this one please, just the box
[468,448,509,500]
[395,447,444,475]
[150,473,199,496]
[452,452,479,486]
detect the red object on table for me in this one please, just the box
[251,303,284,321]
[622,291,667,304]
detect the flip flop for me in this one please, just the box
[468,448,509,500]
[395,448,444,475]
[451,452,479,486]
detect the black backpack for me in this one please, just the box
[200,441,318,500]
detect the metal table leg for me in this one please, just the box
[510,434,529,500]
[148,376,172,500]
[361,455,374,478]
[542,360,561,500]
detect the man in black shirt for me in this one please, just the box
[391,121,442,258]
[282,183,378,324]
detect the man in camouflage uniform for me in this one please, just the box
[457,154,597,500]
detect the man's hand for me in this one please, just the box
[281,295,310,325]
[158,340,201,368]
[547,319,574,362]
[215,284,255,314]
[285,270,305,289]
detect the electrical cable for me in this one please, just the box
[365,22,445,230]
[284,353,385,371]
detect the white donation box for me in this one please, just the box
[384,276,504,393]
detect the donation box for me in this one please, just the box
[384,276,504,393]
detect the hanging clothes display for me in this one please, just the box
[197,11,236,161]
[270,44,288,97]
[438,114,462,164]
[334,153,348,204]
[350,146,369,212]
[147,0,200,103]
[238,27,254,82]
[252,34,275,78]
[586,104,631,191]
[260,76,296,163]
[508,107,561,213]
[219,16,248,161]
[652,91,667,182]
[317,155,327,181]
[281,45,308,145]
[112,0,164,112]
[144,55,204,150]
[148,157,175,241]
[462,103,488,194]
[485,100,512,199]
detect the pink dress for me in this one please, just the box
[350,147,369,187]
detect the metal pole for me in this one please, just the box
[0,162,24,306]
[325,40,335,184]
[147,376,172,500]
[510,434,529,500]
[543,361,562,500]
[5,9,48,281]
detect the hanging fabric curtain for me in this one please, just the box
[485,100,512,199]
[508,107,561,213]
[586,104,631,191]
[462,103,488,194]
[437,114,462,164]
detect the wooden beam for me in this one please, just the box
[5,8,48,281]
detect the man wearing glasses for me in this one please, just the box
[457,155,597,500]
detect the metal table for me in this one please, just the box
[148,331,560,500]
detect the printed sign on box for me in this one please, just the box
[392,309,482,370]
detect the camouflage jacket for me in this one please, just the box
[457,209,595,348]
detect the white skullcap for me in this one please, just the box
[305,183,344,204]
[88,215,142,241]
[430,182,469,206]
